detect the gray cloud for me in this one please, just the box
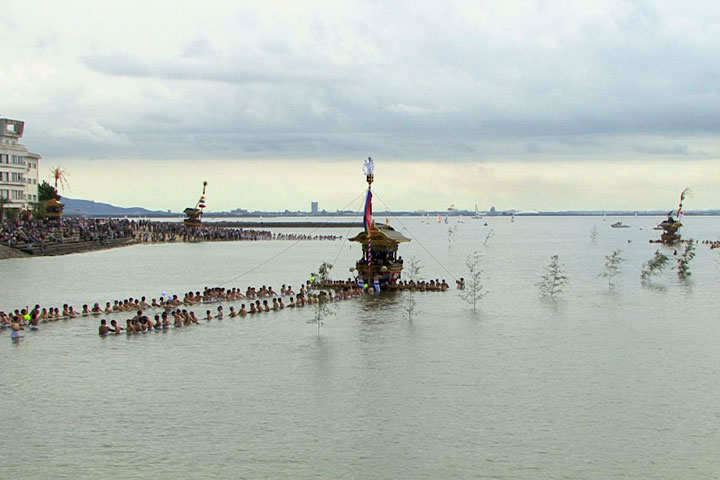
[82,51,353,86]
[634,143,693,156]
[7,0,720,162]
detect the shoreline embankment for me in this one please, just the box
[1,220,356,260]
[0,245,30,259]
[1,238,137,259]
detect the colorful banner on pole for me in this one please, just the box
[363,189,373,235]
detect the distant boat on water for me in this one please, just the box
[473,204,482,220]
[611,221,630,228]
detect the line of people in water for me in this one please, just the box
[98,291,349,336]
[700,239,720,249]
[97,287,365,335]
[273,233,340,241]
[1,282,360,337]
[4,276,451,340]
[319,278,451,292]
[134,227,341,243]
[134,223,275,242]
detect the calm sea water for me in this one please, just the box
[2,216,719,479]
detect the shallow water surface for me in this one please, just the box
[2,217,719,479]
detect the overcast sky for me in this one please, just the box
[2,0,720,212]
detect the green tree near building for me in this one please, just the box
[0,197,9,221]
[38,181,58,202]
[32,181,60,219]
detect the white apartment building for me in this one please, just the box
[0,117,41,214]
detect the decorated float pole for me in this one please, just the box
[349,158,410,290]
[363,157,382,291]
[677,187,690,219]
[363,157,374,278]
[198,181,208,211]
[183,181,208,227]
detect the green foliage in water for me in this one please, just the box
[676,240,696,280]
[460,251,486,311]
[537,254,569,299]
[599,249,624,289]
[483,229,494,247]
[317,262,333,283]
[404,256,423,320]
[641,251,669,282]
[307,291,335,336]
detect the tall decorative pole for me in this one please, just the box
[677,187,690,219]
[363,157,375,283]
[197,181,208,211]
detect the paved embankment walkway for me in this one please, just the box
[0,245,30,259]
[0,238,135,259]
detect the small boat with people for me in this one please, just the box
[473,204,482,220]
[610,221,630,228]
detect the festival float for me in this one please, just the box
[46,166,68,220]
[654,188,689,245]
[45,197,64,220]
[348,157,410,292]
[183,181,207,227]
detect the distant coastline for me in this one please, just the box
[59,197,720,219]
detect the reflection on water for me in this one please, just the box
[2,217,720,479]
[358,292,401,316]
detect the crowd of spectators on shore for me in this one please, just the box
[0,218,340,253]
[0,218,135,251]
